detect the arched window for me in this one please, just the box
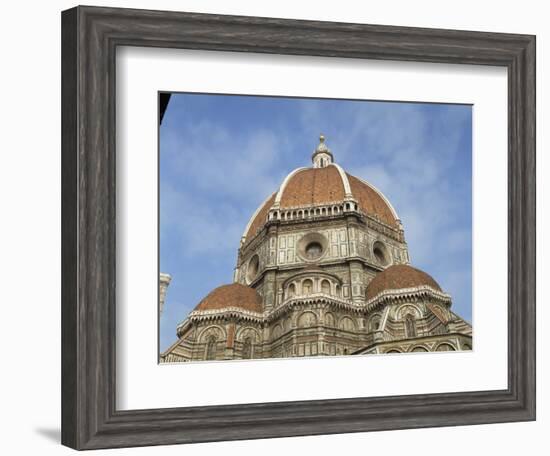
[298,311,317,328]
[321,279,331,295]
[287,283,296,299]
[339,316,356,331]
[436,343,456,352]
[405,314,417,338]
[325,312,336,327]
[302,279,313,295]
[411,346,428,352]
[371,316,381,331]
[242,337,252,359]
[335,284,341,297]
[206,336,217,360]
[273,325,282,338]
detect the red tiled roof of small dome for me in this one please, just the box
[366,264,442,301]
[194,283,263,313]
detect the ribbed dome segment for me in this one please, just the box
[347,173,397,228]
[280,166,345,208]
[366,264,442,301]
[194,283,263,313]
[244,192,276,244]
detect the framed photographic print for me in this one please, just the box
[61,5,536,450]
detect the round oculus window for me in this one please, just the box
[305,241,323,259]
[297,232,328,262]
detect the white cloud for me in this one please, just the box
[162,121,288,205]
[160,183,244,257]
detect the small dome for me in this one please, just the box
[194,283,263,313]
[366,264,442,301]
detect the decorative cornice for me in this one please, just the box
[176,307,264,336]
[365,285,451,312]
[268,201,403,241]
[177,293,363,333]
[175,287,450,338]
[189,306,264,320]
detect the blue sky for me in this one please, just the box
[159,93,472,352]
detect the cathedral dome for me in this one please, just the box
[365,264,442,301]
[194,283,263,313]
[242,136,400,244]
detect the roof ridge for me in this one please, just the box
[347,172,400,221]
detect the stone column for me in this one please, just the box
[263,270,277,312]
[225,322,236,359]
[159,273,172,315]
[349,260,364,304]
[318,305,326,355]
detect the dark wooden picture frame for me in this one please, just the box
[61,5,536,450]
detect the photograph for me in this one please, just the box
[158,93,473,362]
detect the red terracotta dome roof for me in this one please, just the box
[346,173,397,227]
[245,192,276,245]
[366,264,442,301]
[194,283,263,313]
[279,166,346,207]
[242,164,399,243]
